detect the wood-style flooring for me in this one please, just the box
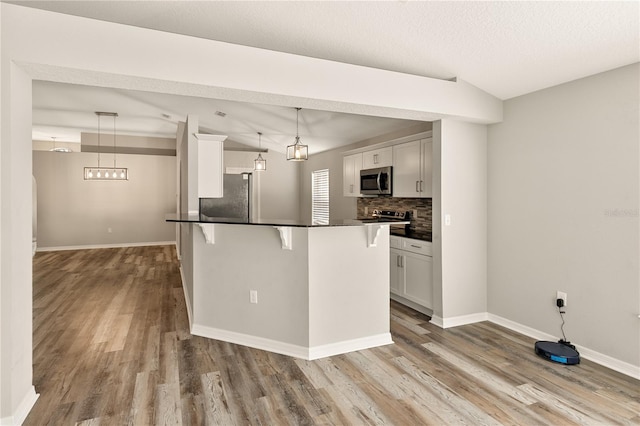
[27,245,639,425]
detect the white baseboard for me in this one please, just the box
[488,313,640,380]
[308,333,393,360]
[191,323,309,359]
[390,294,432,316]
[179,266,193,328]
[191,323,393,361]
[430,312,489,329]
[36,241,176,252]
[0,386,38,426]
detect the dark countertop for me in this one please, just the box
[388,225,433,242]
[166,213,410,228]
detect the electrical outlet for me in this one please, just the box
[107,227,112,233]
[556,291,567,307]
[444,214,451,226]
[364,207,368,216]
[412,209,418,219]
[250,290,258,304]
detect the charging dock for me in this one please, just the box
[535,341,580,365]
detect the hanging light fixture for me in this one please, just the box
[254,132,267,171]
[286,107,308,161]
[49,136,72,153]
[84,112,128,180]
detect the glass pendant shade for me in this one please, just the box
[253,132,267,171]
[286,108,308,161]
[286,136,308,161]
[254,153,266,171]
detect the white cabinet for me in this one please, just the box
[363,147,392,169]
[343,153,362,197]
[392,139,432,198]
[195,134,226,198]
[389,236,433,310]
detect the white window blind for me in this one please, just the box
[312,169,329,225]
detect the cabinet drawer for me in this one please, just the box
[390,236,402,249]
[401,238,432,256]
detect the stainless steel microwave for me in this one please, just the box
[360,166,392,195]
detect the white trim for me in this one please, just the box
[179,266,193,328]
[308,333,393,360]
[488,313,640,380]
[391,294,432,316]
[191,324,393,361]
[225,167,253,174]
[0,386,39,426]
[342,131,434,156]
[430,312,489,329]
[197,224,215,244]
[36,241,176,252]
[274,226,293,250]
[191,323,309,359]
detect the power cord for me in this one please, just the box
[556,299,576,350]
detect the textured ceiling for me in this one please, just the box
[11,1,639,99]
[10,1,640,152]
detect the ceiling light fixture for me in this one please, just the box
[84,112,128,180]
[48,136,72,153]
[286,107,308,161]
[254,132,266,171]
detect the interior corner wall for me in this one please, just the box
[433,119,488,322]
[224,150,300,221]
[487,63,640,367]
[1,62,37,424]
[33,151,176,249]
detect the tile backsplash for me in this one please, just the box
[357,197,432,232]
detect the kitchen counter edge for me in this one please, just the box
[166,213,409,228]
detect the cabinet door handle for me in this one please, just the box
[419,180,423,192]
[374,154,378,164]
[396,256,400,267]
[416,181,420,192]
[350,184,353,193]
[410,244,421,249]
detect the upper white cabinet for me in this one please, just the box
[392,138,432,198]
[195,134,226,198]
[363,147,393,169]
[343,152,363,197]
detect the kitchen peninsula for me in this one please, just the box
[167,214,408,360]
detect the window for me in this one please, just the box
[312,169,329,225]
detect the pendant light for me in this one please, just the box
[84,112,128,180]
[254,132,267,171]
[49,136,72,153]
[286,107,308,161]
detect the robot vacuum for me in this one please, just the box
[535,340,580,365]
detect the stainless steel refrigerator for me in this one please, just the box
[199,173,251,221]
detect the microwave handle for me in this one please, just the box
[376,172,382,193]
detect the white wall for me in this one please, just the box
[432,120,488,325]
[33,151,176,249]
[487,64,639,368]
[225,150,300,221]
[0,62,38,425]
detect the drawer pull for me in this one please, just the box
[410,244,421,249]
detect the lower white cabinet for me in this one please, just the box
[390,236,433,310]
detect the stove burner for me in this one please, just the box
[371,209,410,220]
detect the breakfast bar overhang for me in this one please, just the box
[167,214,408,360]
